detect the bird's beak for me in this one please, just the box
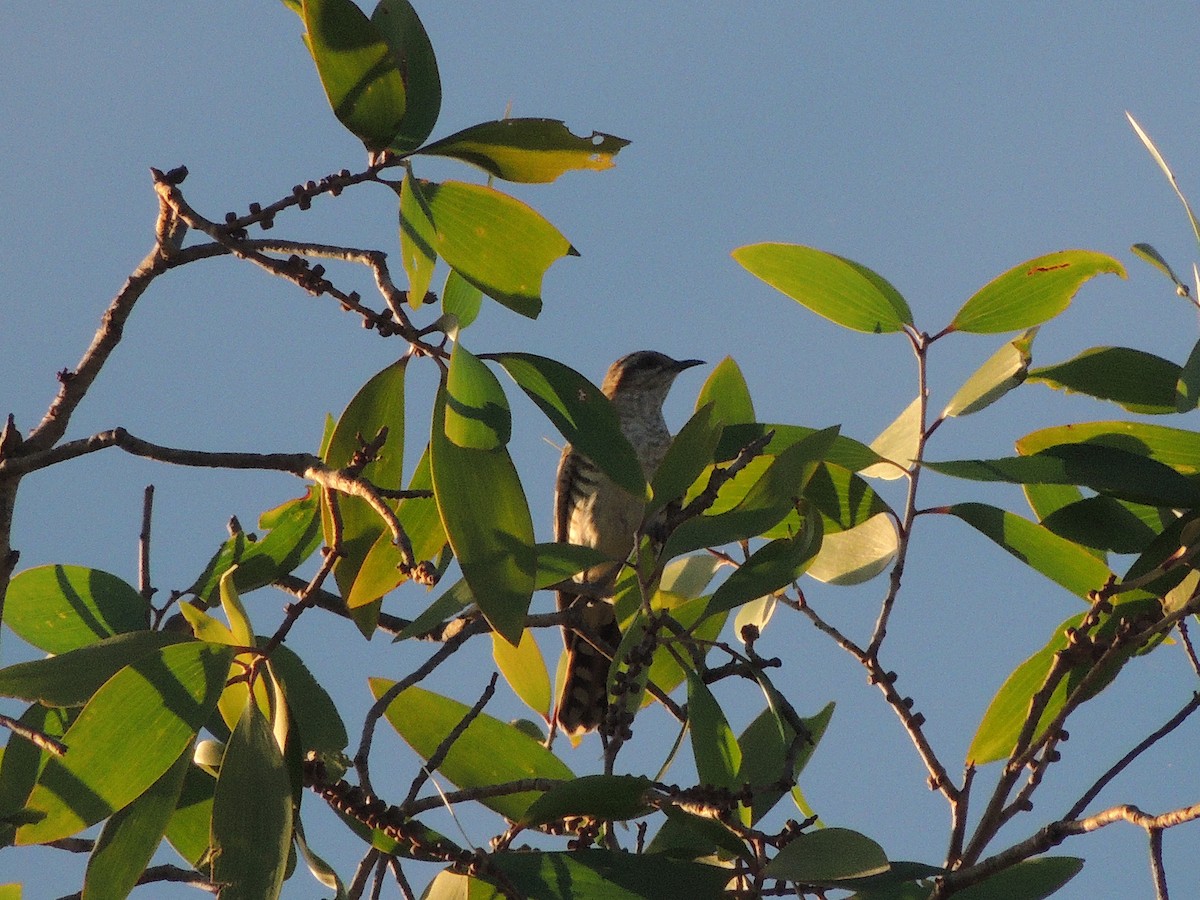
[673,358,705,373]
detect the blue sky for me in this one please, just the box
[5,4,1200,897]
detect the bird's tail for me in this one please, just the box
[555,606,622,738]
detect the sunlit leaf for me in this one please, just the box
[738,700,833,825]
[968,596,1160,764]
[707,510,822,617]
[1127,112,1200,249]
[82,746,190,900]
[370,680,573,819]
[4,565,147,653]
[1039,497,1160,555]
[323,358,407,605]
[687,673,741,791]
[189,490,322,605]
[301,0,407,150]
[492,628,551,717]
[733,243,913,333]
[420,180,575,319]
[664,426,838,557]
[803,463,892,534]
[443,267,483,329]
[1131,242,1186,290]
[942,503,1112,599]
[861,397,921,480]
[494,352,644,496]
[418,118,630,183]
[349,445,446,609]
[0,631,193,707]
[430,385,535,644]
[649,403,722,517]
[445,343,511,450]
[949,250,1125,334]
[1028,346,1181,415]
[806,512,897,585]
[1016,420,1200,474]
[398,170,437,309]
[696,356,755,425]
[371,0,440,151]
[716,423,881,474]
[943,329,1037,418]
[17,642,233,845]
[163,763,216,867]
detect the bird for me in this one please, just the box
[554,350,703,738]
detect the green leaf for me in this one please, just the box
[445,343,511,449]
[733,243,913,333]
[430,385,535,644]
[5,565,147,653]
[443,267,483,329]
[0,705,71,827]
[520,775,653,827]
[492,628,551,717]
[738,700,834,825]
[687,673,741,791]
[952,856,1083,900]
[1039,497,1160,554]
[949,250,1126,333]
[648,403,722,517]
[398,170,437,309]
[323,357,407,604]
[664,426,838,558]
[716,423,882,474]
[82,745,190,900]
[493,352,645,496]
[707,510,822,617]
[1176,336,1200,412]
[1016,420,1200,474]
[371,0,440,152]
[269,643,348,754]
[417,118,630,183]
[1130,242,1186,290]
[189,490,322,605]
[164,763,216,867]
[369,680,573,819]
[808,513,898,586]
[763,827,889,883]
[423,870,504,899]
[943,329,1037,418]
[17,641,234,845]
[420,179,575,319]
[942,503,1112,599]
[301,0,407,150]
[968,596,1160,764]
[696,356,755,424]
[211,695,292,900]
[489,849,730,899]
[348,445,446,610]
[804,463,892,534]
[1028,346,1181,414]
[927,443,1200,509]
[0,631,193,707]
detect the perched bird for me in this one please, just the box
[554,350,703,737]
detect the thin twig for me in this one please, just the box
[403,673,499,809]
[138,484,155,604]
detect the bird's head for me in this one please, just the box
[601,351,704,407]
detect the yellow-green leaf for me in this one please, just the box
[445,343,511,450]
[733,243,913,334]
[398,170,436,309]
[302,0,407,150]
[949,250,1126,334]
[492,628,551,717]
[417,118,630,183]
